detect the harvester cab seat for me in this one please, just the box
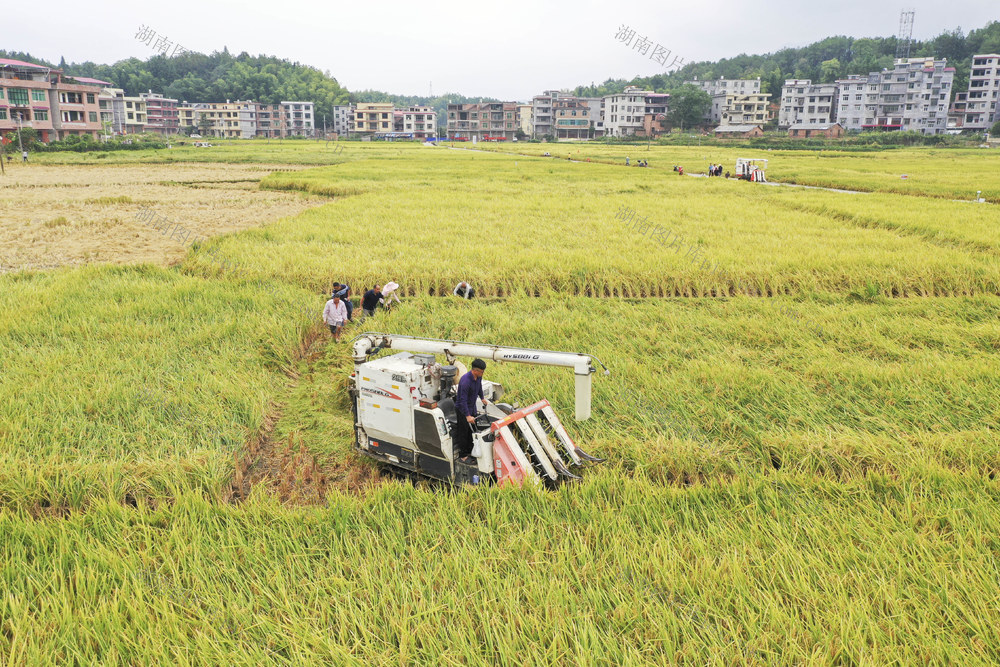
[438,397,458,429]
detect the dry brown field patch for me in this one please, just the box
[0,162,325,272]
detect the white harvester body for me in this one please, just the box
[735,157,768,182]
[349,334,607,487]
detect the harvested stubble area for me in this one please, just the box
[2,142,1000,664]
[0,162,322,272]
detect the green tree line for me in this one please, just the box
[0,48,350,120]
[3,19,998,119]
[572,21,1000,102]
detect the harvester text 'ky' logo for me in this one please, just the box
[501,354,540,360]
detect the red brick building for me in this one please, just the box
[788,123,844,139]
[714,124,764,139]
[0,58,106,142]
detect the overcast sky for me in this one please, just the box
[5,0,996,100]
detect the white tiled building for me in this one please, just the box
[962,54,1000,131]
[281,101,314,136]
[531,90,569,138]
[331,104,353,135]
[778,79,838,128]
[715,93,770,126]
[685,77,761,97]
[394,105,437,139]
[685,78,761,123]
[834,74,879,132]
[238,102,257,139]
[601,86,650,137]
[836,58,954,135]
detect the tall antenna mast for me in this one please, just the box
[896,9,915,59]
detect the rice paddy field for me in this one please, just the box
[471,142,1000,201]
[1,141,999,664]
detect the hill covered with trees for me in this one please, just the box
[5,19,998,117]
[572,20,1000,102]
[0,48,350,121]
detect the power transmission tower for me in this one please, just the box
[896,9,915,59]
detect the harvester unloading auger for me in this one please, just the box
[349,333,609,487]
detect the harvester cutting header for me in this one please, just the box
[349,333,609,487]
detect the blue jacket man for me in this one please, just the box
[454,358,488,462]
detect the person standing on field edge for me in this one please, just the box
[625,156,629,166]
[22,150,28,163]
[323,294,349,341]
[454,359,489,463]
[361,284,382,319]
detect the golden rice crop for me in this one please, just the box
[472,142,1000,201]
[252,149,998,297]
[2,475,999,664]
[2,142,999,664]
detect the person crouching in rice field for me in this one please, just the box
[323,294,349,342]
[453,281,475,299]
[381,281,402,310]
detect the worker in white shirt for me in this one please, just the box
[453,281,475,299]
[323,294,349,341]
[381,281,402,310]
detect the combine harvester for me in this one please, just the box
[349,333,609,487]
[735,157,768,182]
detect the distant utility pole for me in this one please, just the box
[896,9,915,59]
[16,113,25,154]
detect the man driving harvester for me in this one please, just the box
[454,358,489,464]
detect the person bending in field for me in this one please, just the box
[323,294,349,342]
[331,282,352,321]
[454,359,489,464]
[381,281,402,310]
[361,284,382,319]
[453,281,475,299]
